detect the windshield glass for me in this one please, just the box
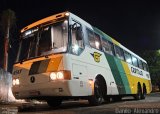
[18,20,68,62]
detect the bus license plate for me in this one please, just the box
[29,91,40,96]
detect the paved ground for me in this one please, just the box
[0,92,160,114]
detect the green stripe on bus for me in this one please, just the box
[105,54,126,94]
[93,27,112,42]
[114,58,131,94]
[94,26,131,94]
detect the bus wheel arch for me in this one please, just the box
[88,74,107,105]
[95,75,107,96]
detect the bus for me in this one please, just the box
[12,11,152,106]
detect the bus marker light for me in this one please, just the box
[88,79,93,87]
[65,12,70,16]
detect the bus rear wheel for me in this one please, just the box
[134,84,142,100]
[47,99,62,107]
[112,96,122,102]
[141,85,147,99]
[88,79,104,106]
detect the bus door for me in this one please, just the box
[70,20,90,95]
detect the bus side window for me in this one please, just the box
[115,45,125,60]
[102,39,115,56]
[143,62,149,71]
[71,21,84,55]
[131,55,138,67]
[138,59,143,69]
[87,29,101,50]
[124,51,132,64]
[94,33,102,50]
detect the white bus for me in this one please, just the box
[12,11,152,106]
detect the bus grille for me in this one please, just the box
[29,59,50,75]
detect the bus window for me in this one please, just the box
[38,26,52,55]
[115,45,125,60]
[94,33,102,50]
[138,59,143,69]
[87,29,101,50]
[124,51,132,64]
[131,55,138,67]
[143,62,149,71]
[71,21,84,55]
[102,39,115,56]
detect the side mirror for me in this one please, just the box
[76,27,83,41]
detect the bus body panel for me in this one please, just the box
[12,11,152,101]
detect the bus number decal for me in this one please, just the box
[91,52,101,63]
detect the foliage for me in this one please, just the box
[141,50,160,85]
[1,9,16,36]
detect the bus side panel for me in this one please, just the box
[104,54,131,95]
[64,47,119,96]
[121,61,152,94]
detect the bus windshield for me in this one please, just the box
[18,20,68,62]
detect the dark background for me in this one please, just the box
[0,0,160,72]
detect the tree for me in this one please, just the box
[141,50,160,86]
[1,9,16,71]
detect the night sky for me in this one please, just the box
[0,0,160,71]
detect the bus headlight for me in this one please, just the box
[13,78,20,86]
[50,72,57,80]
[13,79,16,86]
[16,79,20,85]
[50,71,71,81]
[57,72,64,80]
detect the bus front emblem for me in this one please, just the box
[30,76,35,83]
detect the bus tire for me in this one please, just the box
[112,96,122,102]
[47,99,62,107]
[134,83,142,100]
[141,85,147,99]
[88,79,104,106]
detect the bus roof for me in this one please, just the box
[20,11,146,63]
[21,11,69,33]
[93,27,147,63]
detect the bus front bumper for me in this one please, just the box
[12,80,72,99]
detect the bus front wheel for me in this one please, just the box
[141,85,147,99]
[88,79,104,106]
[47,99,62,107]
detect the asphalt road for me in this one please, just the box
[1,92,160,114]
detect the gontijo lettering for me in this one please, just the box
[131,67,143,76]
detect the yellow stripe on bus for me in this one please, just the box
[111,38,120,46]
[121,61,151,94]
